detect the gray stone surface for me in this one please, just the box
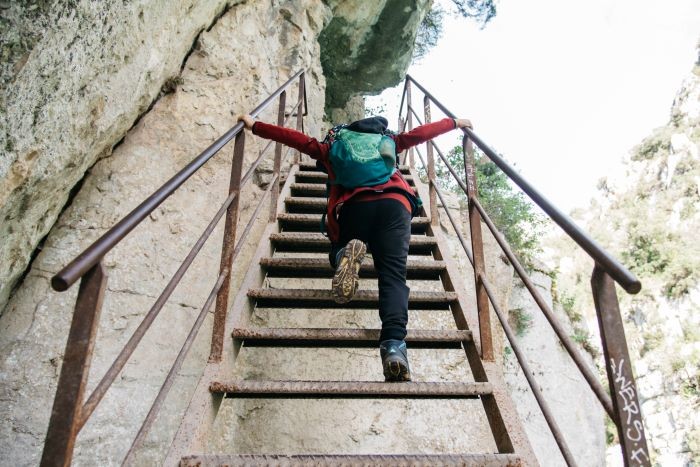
[502,269,605,466]
[0,0,241,313]
[0,0,606,464]
[0,1,327,464]
[0,1,434,465]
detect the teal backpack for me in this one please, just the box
[325,125,397,188]
[318,117,423,237]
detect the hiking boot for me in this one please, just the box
[380,339,411,382]
[331,239,366,304]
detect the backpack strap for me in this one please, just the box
[322,124,347,145]
[320,180,330,238]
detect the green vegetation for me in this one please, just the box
[570,328,599,358]
[417,142,546,267]
[548,62,700,463]
[414,0,497,62]
[605,416,619,446]
[508,307,533,337]
[413,7,444,61]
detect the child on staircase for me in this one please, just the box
[238,113,472,381]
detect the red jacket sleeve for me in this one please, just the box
[252,121,329,162]
[393,117,457,153]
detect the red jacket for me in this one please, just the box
[253,117,457,242]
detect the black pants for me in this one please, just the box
[329,198,411,342]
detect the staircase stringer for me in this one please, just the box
[163,164,300,466]
[408,165,538,465]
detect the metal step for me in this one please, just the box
[232,327,472,348]
[278,213,430,233]
[209,380,493,399]
[295,171,414,185]
[284,196,326,213]
[269,232,436,254]
[247,289,457,309]
[299,162,412,175]
[291,182,330,197]
[181,454,522,467]
[260,257,445,279]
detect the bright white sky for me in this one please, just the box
[368,0,700,212]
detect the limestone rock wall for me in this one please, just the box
[0,0,240,313]
[320,0,432,117]
[436,192,605,466]
[0,1,433,465]
[502,268,605,466]
[552,54,700,466]
[0,0,434,316]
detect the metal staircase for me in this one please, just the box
[173,159,534,465]
[41,70,650,467]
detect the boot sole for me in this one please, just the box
[331,239,366,304]
[383,358,412,382]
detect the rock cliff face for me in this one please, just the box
[552,53,700,466]
[502,266,605,465]
[0,0,430,315]
[0,1,431,465]
[1,1,607,465]
[0,0,239,313]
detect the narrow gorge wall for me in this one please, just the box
[0,0,239,313]
[1,1,607,465]
[552,53,700,466]
[0,1,432,465]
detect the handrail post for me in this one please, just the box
[294,73,305,164]
[463,135,493,361]
[41,263,107,467]
[406,81,414,168]
[269,90,287,222]
[210,131,246,362]
[424,96,438,226]
[591,266,651,466]
[398,116,406,164]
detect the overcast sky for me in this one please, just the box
[369,0,700,212]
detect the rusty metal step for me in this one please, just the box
[247,289,457,309]
[269,232,436,254]
[209,380,493,399]
[260,257,445,279]
[291,182,330,197]
[284,196,326,213]
[295,171,414,185]
[278,213,430,233]
[299,162,411,174]
[180,453,522,466]
[232,328,472,348]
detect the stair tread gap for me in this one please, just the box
[278,216,429,233]
[247,288,456,309]
[232,327,472,348]
[260,257,445,279]
[269,232,435,253]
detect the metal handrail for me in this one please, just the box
[123,143,294,463]
[400,75,649,466]
[405,74,641,295]
[412,116,617,419]
[413,146,579,464]
[41,70,307,467]
[51,70,306,292]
